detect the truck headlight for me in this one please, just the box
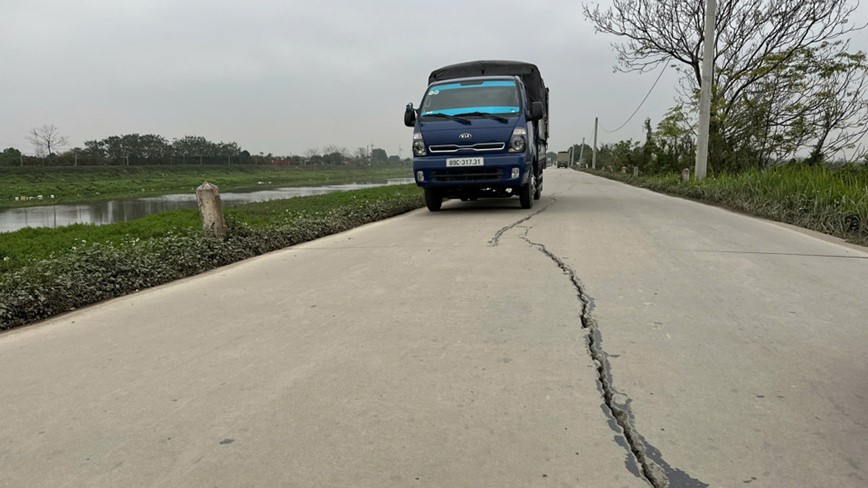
[413,132,426,157]
[508,127,526,153]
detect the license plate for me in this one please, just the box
[446,157,484,167]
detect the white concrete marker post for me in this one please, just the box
[196,182,226,239]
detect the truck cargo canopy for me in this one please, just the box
[428,60,547,114]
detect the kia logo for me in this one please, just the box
[459,133,473,140]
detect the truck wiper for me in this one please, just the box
[421,112,471,125]
[455,112,509,123]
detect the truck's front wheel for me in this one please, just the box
[519,174,535,209]
[424,188,443,211]
[534,172,543,200]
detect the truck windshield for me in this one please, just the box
[420,80,520,117]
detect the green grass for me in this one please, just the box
[0,184,425,329]
[0,210,201,273]
[0,165,411,209]
[0,184,420,274]
[584,164,868,246]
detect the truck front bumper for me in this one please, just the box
[412,153,530,190]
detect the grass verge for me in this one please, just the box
[0,184,424,330]
[0,165,411,209]
[583,165,868,246]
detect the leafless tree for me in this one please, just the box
[583,0,867,168]
[26,124,69,157]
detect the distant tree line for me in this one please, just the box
[0,131,410,167]
[567,111,867,174]
[598,114,698,173]
[561,111,698,173]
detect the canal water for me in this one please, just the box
[0,179,415,233]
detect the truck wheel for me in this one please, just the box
[424,188,442,211]
[534,174,543,200]
[519,175,535,209]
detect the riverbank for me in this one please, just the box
[0,184,425,330]
[582,165,868,246]
[0,165,411,210]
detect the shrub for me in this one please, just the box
[0,186,424,330]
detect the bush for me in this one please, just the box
[0,186,424,330]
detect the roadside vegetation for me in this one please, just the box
[562,0,868,247]
[0,165,410,209]
[0,130,414,330]
[0,184,424,330]
[582,164,868,246]
[582,0,868,172]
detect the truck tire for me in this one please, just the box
[519,174,535,209]
[534,172,543,200]
[424,188,442,211]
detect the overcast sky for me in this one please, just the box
[2,0,867,158]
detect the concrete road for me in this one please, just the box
[1,170,866,487]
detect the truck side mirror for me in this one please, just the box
[404,103,417,127]
[528,101,544,121]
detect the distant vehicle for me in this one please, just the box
[556,151,570,168]
[404,60,549,211]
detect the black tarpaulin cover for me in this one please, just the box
[428,60,547,111]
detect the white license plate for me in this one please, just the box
[446,157,484,167]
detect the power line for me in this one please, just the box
[600,63,669,134]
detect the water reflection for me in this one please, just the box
[0,179,414,233]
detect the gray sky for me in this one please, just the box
[2,0,867,158]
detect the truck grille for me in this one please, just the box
[429,143,505,153]
[431,167,503,182]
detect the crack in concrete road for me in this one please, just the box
[488,204,552,247]
[488,184,577,247]
[519,233,668,487]
[489,197,708,488]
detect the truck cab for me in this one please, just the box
[404,60,549,211]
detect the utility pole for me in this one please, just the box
[592,117,598,169]
[695,0,717,180]
[578,137,585,167]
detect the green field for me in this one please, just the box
[0,183,425,329]
[0,164,412,209]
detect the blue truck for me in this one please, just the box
[404,60,549,211]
